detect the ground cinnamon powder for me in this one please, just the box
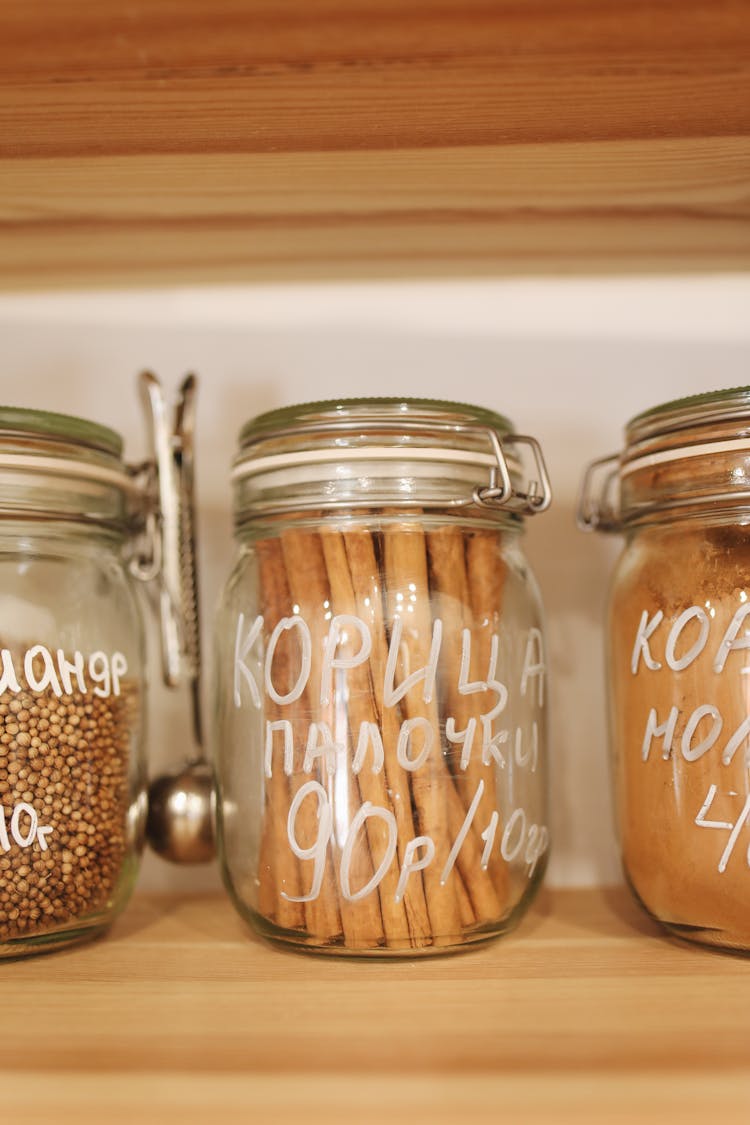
[610,520,750,949]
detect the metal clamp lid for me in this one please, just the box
[579,386,750,534]
[234,415,552,517]
[577,453,622,532]
[473,431,552,515]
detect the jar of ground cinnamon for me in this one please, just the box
[0,374,202,957]
[581,386,750,952]
[215,398,552,955]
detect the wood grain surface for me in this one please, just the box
[2,888,749,1123]
[1,1,748,285]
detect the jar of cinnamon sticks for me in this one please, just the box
[215,398,552,954]
[581,386,750,952]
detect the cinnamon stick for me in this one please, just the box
[386,519,512,934]
[455,866,476,929]
[255,539,306,930]
[282,528,384,950]
[321,530,418,948]
[255,519,515,949]
[256,536,343,942]
[382,518,466,943]
[430,525,510,908]
[343,528,433,949]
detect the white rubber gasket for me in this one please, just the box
[621,437,750,479]
[0,453,138,494]
[232,445,500,481]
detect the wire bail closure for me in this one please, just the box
[233,417,552,517]
[577,453,622,532]
[473,431,552,515]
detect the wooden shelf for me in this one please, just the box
[1,1,749,288]
[3,887,750,1123]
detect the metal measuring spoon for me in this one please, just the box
[137,372,215,864]
[146,758,214,865]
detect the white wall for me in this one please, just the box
[1,275,748,893]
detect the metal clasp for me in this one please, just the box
[128,499,162,584]
[473,431,552,515]
[577,453,622,532]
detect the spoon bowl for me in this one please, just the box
[146,760,215,865]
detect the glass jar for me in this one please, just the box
[214,398,552,955]
[0,374,200,958]
[580,386,750,952]
[0,404,149,957]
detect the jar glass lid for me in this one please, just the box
[233,397,550,521]
[580,384,750,531]
[626,385,750,446]
[0,404,136,527]
[238,397,513,447]
[0,405,123,459]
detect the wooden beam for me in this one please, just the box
[1,1,748,286]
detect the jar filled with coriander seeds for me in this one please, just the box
[0,373,203,958]
[214,398,552,955]
[581,386,750,953]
